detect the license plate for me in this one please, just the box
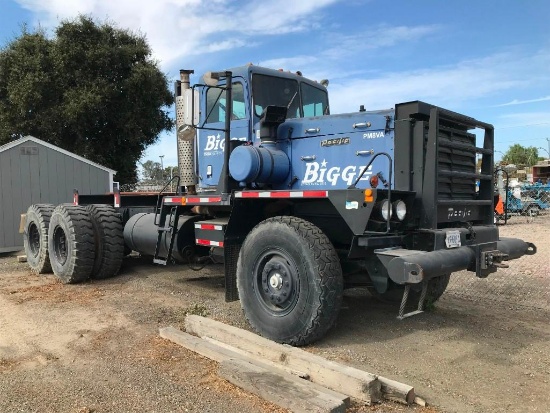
[445,230,461,248]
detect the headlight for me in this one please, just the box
[393,200,407,221]
[379,199,392,220]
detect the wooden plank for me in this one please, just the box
[185,315,382,404]
[202,336,350,406]
[159,327,350,407]
[219,358,346,413]
[17,255,27,263]
[201,336,311,380]
[377,376,415,404]
[19,214,26,234]
[159,326,236,363]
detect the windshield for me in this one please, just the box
[252,74,300,118]
[301,82,329,116]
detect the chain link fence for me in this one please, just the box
[494,169,550,224]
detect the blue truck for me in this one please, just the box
[23,65,537,345]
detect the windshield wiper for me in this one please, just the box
[286,91,298,109]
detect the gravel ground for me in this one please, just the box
[0,219,548,413]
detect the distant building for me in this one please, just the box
[0,136,116,253]
[532,160,550,183]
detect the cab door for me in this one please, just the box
[197,79,250,189]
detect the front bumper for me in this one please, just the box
[375,227,537,285]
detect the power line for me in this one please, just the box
[495,122,550,129]
[496,137,549,143]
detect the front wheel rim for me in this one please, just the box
[253,248,300,316]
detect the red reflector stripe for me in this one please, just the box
[196,239,224,247]
[269,191,291,198]
[303,190,329,197]
[187,197,222,203]
[238,192,260,198]
[235,190,328,199]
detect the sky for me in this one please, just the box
[1,0,549,170]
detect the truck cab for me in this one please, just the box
[194,65,330,190]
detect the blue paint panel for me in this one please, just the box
[278,110,395,190]
[197,119,249,188]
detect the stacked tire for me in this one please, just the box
[48,205,96,283]
[24,203,124,284]
[86,204,124,280]
[23,204,55,274]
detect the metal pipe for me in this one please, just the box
[383,247,475,285]
[177,69,197,193]
[223,71,233,195]
[496,238,537,259]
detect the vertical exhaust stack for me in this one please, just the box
[176,69,198,194]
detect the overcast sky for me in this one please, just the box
[1,0,549,167]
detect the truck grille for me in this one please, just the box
[394,101,495,228]
[437,125,477,200]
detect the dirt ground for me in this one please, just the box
[0,218,548,413]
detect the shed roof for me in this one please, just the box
[0,135,117,174]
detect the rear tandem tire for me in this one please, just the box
[23,204,55,274]
[48,205,95,284]
[87,204,124,279]
[236,216,343,346]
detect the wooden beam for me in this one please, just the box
[201,336,350,406]
[160,327,349,408]
[184,315,382,404]
[377,376,415,404]
[219,358,346,413]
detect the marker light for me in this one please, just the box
[364,189,374,202]
[369,175,379,188]
[393,200,407,221]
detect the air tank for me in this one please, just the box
[229,144,290,184]
[123,213,197,262]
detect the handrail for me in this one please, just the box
[348,151,393,235]
[154,175,182,226]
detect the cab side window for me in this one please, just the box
[205,83,246,123]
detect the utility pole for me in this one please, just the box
[159,155,165,187]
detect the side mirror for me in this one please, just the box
[183,88,200,126]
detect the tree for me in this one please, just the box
[140,160,163,183]
[0,16,174,184]
[503,144,539,167]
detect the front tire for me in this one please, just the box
[48,205,95,284]
[236,216,343,346]
[24,204,55,274]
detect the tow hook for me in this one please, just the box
[482,250,509,269]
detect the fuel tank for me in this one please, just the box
[123,213,198,262]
